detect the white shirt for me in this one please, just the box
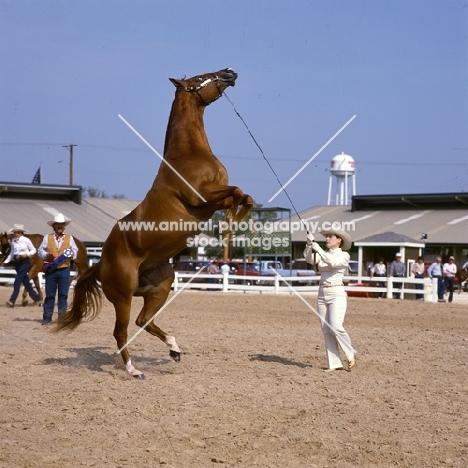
[4,235,37,263]
[442,262,457,278]
[37,233,78,260]
[304,244,350,284]
[371,263,386,275]
[412,262,425,275]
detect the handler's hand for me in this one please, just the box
[306,233,315,245]
[21,253,29,258]
[311,242,321,252]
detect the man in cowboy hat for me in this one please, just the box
[304,228,356,372]
[388,252,406,299]
[1,224,42,308]
[37,213,78,325]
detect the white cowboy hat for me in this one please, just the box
[47,213,71,227]
[7,223,28,234]
[319,228,352,251]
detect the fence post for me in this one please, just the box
[222,272,229,292]
[432,277,438,302]
[274,275,279,294]
[173,272,178,292]
[387,277,393,299]
[38,272,44,289]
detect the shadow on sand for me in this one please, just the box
[248,353,312,368]
[41,346,173,375]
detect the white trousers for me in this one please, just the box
[317,286,356,369]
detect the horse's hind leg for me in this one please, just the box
[111,300,146,379]
[21,276,42,306]
[21,287,28,306]
[135,265,180,362]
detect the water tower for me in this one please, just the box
[327,152,356,205]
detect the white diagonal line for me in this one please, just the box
[118,267,207,354]
[268,115,356,202]
[269,268,339,334]
[118,114,207,202]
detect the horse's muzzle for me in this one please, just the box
[219,68,238,86]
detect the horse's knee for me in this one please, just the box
[135,316,148,328]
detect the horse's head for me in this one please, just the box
[0,232,8,247]
[169,68,238,105]
[0,232,10,261]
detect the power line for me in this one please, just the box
[1,142,467,167]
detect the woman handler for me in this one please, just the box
[304,229,356,372]
[2,224,42,308]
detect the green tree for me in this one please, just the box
[83,186,126,199]
[203,203,291,259]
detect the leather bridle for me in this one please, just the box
[179,74,223,105]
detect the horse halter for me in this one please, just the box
[181,74,223,105]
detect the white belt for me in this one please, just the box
[320,281,344,288]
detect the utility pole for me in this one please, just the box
[62,144,77,185]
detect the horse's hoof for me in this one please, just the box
[22,301,28,307]
[132,373,145,380]
[170,350,181,362]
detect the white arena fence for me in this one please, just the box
[0,269,439,301]
[173,272,440,302]
[0,270,78,289]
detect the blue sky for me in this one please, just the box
[1,0,467,213]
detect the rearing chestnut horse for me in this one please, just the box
[57,68,253,379]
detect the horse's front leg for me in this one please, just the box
[200,184,253,221]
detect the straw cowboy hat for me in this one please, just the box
[7,223,28,234]
[319,228,352,251]
[47,213,71,227]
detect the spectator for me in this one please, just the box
[220,262,230,276]
[388,253,406,299]
[443,256,457,303]
[206,260,220,290]
[37,213,78,325]
[2,224,42,308]
[370,257,386,298]
[461,256,468,291]
[428,257,445,302]
[412,256,426,301]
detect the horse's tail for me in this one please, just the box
[56,262,102,331]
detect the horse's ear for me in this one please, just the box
[169,77,184,88]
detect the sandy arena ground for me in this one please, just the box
[0,286,467,468]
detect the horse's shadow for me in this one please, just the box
[41,347,173,375]
[248,354,312,368]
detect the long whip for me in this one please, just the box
[223,92,310,234]
[223,92,318,269]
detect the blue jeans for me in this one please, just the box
[444,277,454,303]
[434,276,445,300]
[43,267,71,322]
[393,275,403,299]
[415,273,424,300]
[374,274,386,297]
[9,258,41,304]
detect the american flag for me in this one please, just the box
[32,166,41,184]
